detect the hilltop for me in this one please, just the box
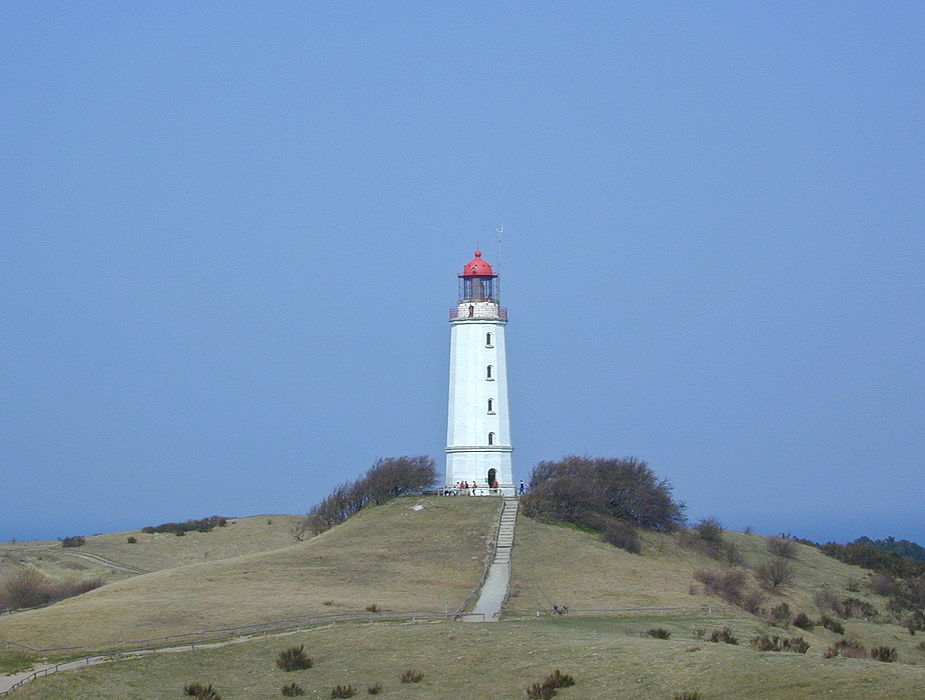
[2,497,925,699]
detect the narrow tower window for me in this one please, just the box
[488,432,495,445]
[486,332,493,347]
[487,398,494,413]
[486,365,493,380]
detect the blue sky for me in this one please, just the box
[2,2,923,544]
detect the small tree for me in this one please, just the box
[756,557,794,590]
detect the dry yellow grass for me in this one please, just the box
[0,498,500,651]
[10,618,925,700]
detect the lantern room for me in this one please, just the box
[459,250,499,303]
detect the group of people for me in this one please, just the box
[439,479,529,496]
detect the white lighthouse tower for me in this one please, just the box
[446,250,514,495]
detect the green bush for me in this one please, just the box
[277,645,313,672]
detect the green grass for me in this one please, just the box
[0,648,36,675]
[9,618,925,700]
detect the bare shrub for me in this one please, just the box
[693,517,724,544]
[126,536,137,544]
[740,588,765,614]
[871,646,897,662]
[367,683,382,695]
[603,521,641,554]
[749,635,809,653]
[277,645,312,672]
[400,670,424,683]
[281,683,306,696]
[366,603,380,613]
[185,683,221,700]
[673,693,702,700]
[792,612,814,630]
[824,638,867,658]
[766,602,792,627]
[846,575,861,592]
[646,628,671,639]
[709,627,738,644]
[526,683,555,700]
[522,456,685,532]
[814,588,845,616]
[868,574,897,596]
[61,536,86,548]
[692,569,747,605]
[331,685,356,698]
[0,565,103,611]
[755,557,794,590]
[766,536,797,558]
[841,597,878,620]
[782,637,810,653]
[307,456,437,534]
[818,615,844,634]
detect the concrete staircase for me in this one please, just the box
[469,497,519,621]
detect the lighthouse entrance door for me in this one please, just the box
[487,468,497,489]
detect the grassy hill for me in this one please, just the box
[3,498,925,699]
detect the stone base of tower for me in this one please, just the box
[446,448,513,495]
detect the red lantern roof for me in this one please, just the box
[460,250,496,278]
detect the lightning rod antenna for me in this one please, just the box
[496,225,503,274]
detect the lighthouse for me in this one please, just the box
[446,250,514,495]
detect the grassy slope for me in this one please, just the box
[0,498,500,651]
[10,619,925,700]
[0,515,307,581]
[4,503,925,698]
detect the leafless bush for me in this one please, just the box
[868,574,897,596]
[0,565,102,611]
[766,602,791,627]
[693,569,747,605]
[766,536,797,558]
[755,557,794,589]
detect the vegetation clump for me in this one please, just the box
[871,645,897,662]
[367,683,383,695]
[0,565,102,611]
[143,516,227,535]
[709,627,738,645]
[400,669,424,683]
[184,683,222,699]
[646,627,671,639]
[331,685,356,698]
[525,670,574,699]
[749,635,809,653]
[824,638,868,658]
[281,683,306,696]
[521,456,685,535]
[755,557,795,590]
[818,615,845,634]
[304,456,438,535]
[60,536,85,548]
[277,645,313,672]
